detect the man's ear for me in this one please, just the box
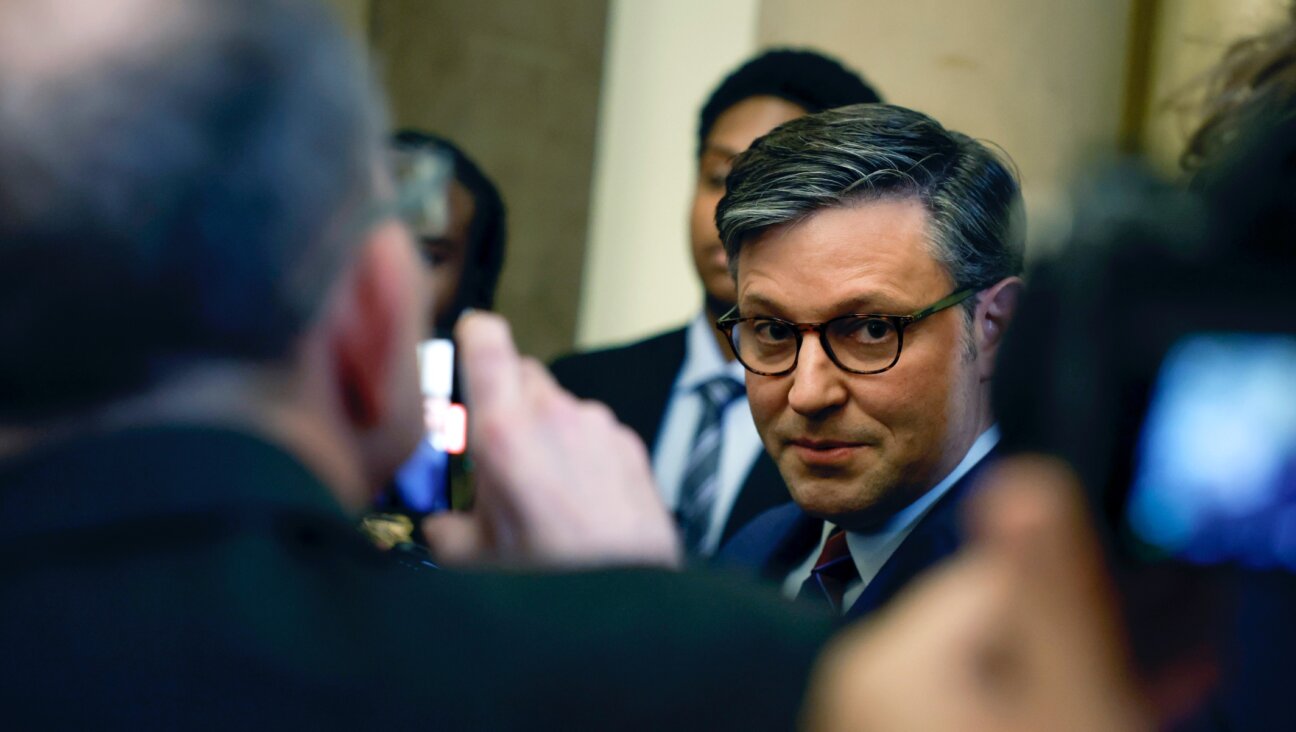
[974,276,1024,381]
[327,221,422,430]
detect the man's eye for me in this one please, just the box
[841,317,895,343]
[752,320,795,342]
[419,240,452,267]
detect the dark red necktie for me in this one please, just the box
[796,529,859,613]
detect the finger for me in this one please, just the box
[422,513,490,566]
[455,311,523,420]
[518,357,567,414]
[965,455,1148,725]
[966,456,1114,629]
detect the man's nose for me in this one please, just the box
[786,334,848,418]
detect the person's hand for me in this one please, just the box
[803,456,1151,732]
[421,312,682,570]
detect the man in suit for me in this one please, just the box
[0,0,832,727]
[714,103,1024,621]
[553,50,881,556]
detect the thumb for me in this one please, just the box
[454,311,523,421]
[967,455,1149,727]
[966,455,1114,631]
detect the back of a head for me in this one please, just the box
[716,103,1024,297]
[697,49,881,158]
[0,0,384,421]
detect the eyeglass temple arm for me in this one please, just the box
[714,306,740,330]
[908,288,977,321]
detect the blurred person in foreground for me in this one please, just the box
[805,8,1296,730]
[552,50,881,557]
[0,0,833,728]
[715,103,1025,620]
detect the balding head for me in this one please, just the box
[0,0,188,79]
[0,0,388,420]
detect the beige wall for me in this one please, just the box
[577,0,760,349]
[758,0,1133,246]
[366,0,609,362]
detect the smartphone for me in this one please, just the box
[390,338,467,514]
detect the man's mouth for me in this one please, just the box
[786,438,870,466]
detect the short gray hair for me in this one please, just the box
[0,0,387,419]
[717,103,1024,302]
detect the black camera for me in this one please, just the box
[994,116,1296,730]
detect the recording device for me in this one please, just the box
[389,338,467,515]
[993,116,1296,723]
[1128,333,1296,571]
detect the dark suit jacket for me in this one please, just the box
[717,449,999,621]
[0,426,831,730]
[551,327,788,546]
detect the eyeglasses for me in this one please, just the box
[715,289,977,376]
[344,148,454,246]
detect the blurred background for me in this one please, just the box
[328,0,1286,362]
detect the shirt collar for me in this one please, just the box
[675,311,745,393]
[841,425,1001,585]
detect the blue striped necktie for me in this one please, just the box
[676,375,745,554]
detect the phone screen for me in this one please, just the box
[1127,333,1296,570]
[390,338,466,514]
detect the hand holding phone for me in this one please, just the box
[421,312,681,569]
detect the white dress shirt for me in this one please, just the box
[781,426,1001,610]
[652,313,765,555]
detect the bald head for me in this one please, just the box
[0,0,188,79]
[0,0,387,420]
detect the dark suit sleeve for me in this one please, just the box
[549,329,687,449]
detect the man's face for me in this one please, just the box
[737,197,990,529]
[690,95,805,311]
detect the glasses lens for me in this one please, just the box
[826,316,900,372]
[733,319,798,373]
[388,148,453,235]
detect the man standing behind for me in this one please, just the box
[716,103,1024,619]
[553,50,880,556]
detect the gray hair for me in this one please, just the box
[0,0,388,419]
[717,103,1024,307]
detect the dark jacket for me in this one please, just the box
[551,327,789,546]
[0,425,831,730]
[718,449,999,621]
